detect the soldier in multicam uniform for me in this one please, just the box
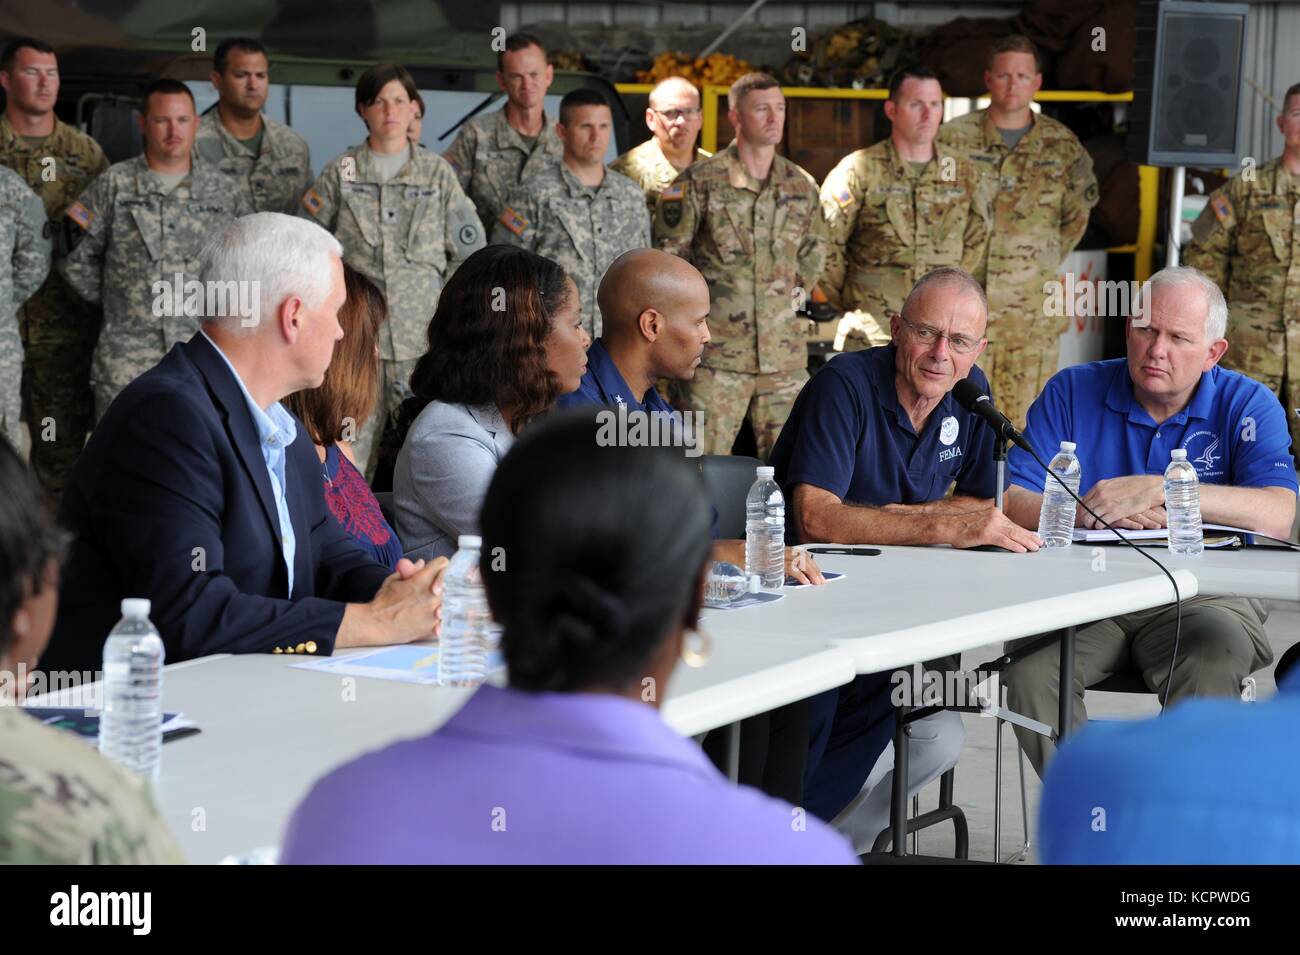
[443,32,564,234]
[1184,81,1300,457]
[61,79,252,421]
[822,66,990,352]
[937,35,1098,427]
[654,73,828,460]
[0,166,50,448]
[0,438,183,865]
[610,76,711,215]
[0,705,185,864]
[301,64,484,474]
[0,37,109,505]
[193,37,312,215]
[493,90,650,338]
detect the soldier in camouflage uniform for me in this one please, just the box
[610,76,711,215]
[193,37,312,215]
[0,438,183,865]
[62,80,251,421]
[443,33,564,234]
[0,706,184,863]
[937,36,1098,428]
[301,64,484,474]
[1184,82,1300,457]
[822,67,990,352]
[0,167,51,449]
[493,90,650,338]
[654,74,828,460]
[0,37,109,504]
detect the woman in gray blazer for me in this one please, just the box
[394,245,589,560]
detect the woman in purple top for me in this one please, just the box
[281,412,858,865]
[287,266,403,570]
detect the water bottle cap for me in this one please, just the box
[1170,449,1187,460]
[756,466,775,478]
[121,597,151,618]
[457,535,482,549]
[1059,441,1076,452]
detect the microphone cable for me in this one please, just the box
[1019,443,1184,712]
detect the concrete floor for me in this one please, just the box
[888,601,1299,864]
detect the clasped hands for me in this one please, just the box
[1076,475,1167,530]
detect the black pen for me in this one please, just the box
[805,547,881,557]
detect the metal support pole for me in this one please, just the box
[1166,165,1186,268]
[994,717,1003,861]
[725,721,741,782]
[1059,626,1076,741]
[994,438,1007,512]
[696,0,771,58]
[891,710,910,856]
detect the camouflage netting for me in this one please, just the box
[781,18,912,90]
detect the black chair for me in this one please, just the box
[698,454,763,539]
[1274,641,1300,686]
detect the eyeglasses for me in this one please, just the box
[651,108,701,123]
[896,312,983,355]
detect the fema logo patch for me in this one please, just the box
[939,415,959,446]
[1182,429,1223,478]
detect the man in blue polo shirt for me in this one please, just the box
[771,266,1040,845]
[1004,266,1298,775]
[557,247,706,419]
[559,247,827,588]
[556,247,826,807]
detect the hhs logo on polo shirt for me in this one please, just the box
[1182,430,1223,480]
[938,415,961,462]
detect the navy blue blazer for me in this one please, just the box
[41,334,391,674]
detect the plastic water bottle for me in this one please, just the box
[1164,449,1204,556]
[745,466,785,591]
[704,561,759,607]
[438,535,490,687]
[99,598,165,781]
[1036,441,1082,548]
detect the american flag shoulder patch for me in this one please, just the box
[66,201,93,229]
[833,185,854,209]
[301,189,324,215]
[499,207,528,236]
[660,182,686,201]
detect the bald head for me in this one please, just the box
[597,249,711,381]
[648,77,700,111]
[646,77,703,156]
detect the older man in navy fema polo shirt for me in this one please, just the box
[771,266,1040,846]
[1002,266,1298,776]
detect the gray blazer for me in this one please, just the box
[393,402,515,561]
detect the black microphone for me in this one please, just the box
[952,378,1033,453]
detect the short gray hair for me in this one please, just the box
[1146,266,1227,342]
[902,266,988,323]
[198,213,343,336]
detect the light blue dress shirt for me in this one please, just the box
[200,331,298,594]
